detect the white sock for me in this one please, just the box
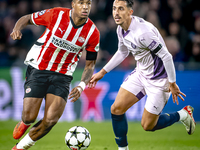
[17,133,36,149]
[118,146,129,150]
[177,109,188,121]
[23,122,31,126]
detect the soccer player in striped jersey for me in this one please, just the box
[10,0,99,149]
[89,0,196,150]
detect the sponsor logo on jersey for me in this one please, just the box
[148,40,157,50]
[52,36,80,53]
[58,27,65,34]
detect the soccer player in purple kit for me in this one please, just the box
[88,0,196,150]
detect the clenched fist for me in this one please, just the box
[10,30,22,40]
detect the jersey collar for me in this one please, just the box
[121,16,137,38]
[122,29,130,38]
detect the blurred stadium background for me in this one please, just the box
[0,0,200,122]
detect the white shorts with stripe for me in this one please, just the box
[121,70,171,115]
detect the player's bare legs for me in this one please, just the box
[142,106,196,134]
[111,87,139,115]
[22,97,43,123]
[13,94,66,149]
[13,97,43,139]
[141,109,159,130]
[29,94,66,141]
[111,87,139,150]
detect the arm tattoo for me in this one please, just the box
[81,60,96,84]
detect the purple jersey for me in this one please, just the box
[117,16,169,80]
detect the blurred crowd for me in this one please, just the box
[0,0,200,69]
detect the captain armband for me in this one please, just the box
[152,44,162,54]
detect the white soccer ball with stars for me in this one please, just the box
[65,126,91,150]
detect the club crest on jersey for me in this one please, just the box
[131,43,137,49]
[26,87,31,93]
[78,36,85,43]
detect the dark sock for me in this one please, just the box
[152,112,180,131]
[111,113,128,147]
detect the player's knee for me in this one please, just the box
[111,104,124,115]
[22,112,36,124]
[141,122,154,131]
[43,118,58,130]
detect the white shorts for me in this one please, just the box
[121,70,170,115]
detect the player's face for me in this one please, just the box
[72,0,92,19]
[113,0,133,28]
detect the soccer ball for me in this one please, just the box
[65,126,91,150]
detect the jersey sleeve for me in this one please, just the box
[139,32,171,61]
[139,32,162,51]
[31,8,54,27]
[139,32,176,83]
[85,28,100,52]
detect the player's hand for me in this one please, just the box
[169,82,186,105]
[68,86,83,102]
[88,69,107,88]
[10,30,22,40]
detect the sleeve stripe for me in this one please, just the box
[35,41,44,46]
[152,44,162,53]
[31,13,38,26]
[82,24,96,48]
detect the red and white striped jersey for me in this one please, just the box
[25,7,100,76]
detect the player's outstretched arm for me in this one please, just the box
[10,14,33,40]
[88,69,107,88]
[169,82,186,105]
[88,49,128,88]
[69,60,96,102]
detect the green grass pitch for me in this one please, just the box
[0,120,199,150]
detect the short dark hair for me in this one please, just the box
[119,0,134,8]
